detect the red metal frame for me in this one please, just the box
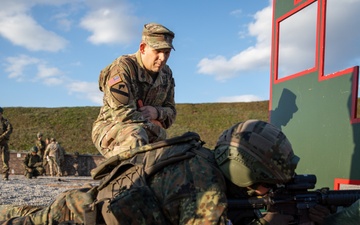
[270,0,360,122]
[334,178,360,190]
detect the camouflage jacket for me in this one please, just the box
[44,142,60,158]
[35,139,46,156]
[95,133,229,225]
[93,50,176,129]
[23,153,42,168]
[0,117,12,144]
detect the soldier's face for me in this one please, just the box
[140,43,171,74]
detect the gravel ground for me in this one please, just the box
[0,175,99,206]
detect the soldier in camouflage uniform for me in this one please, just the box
[44,138,62,177]
[35,132,46,159]
[0,107,13,181]
[23,146,45,179]
[0,120,350,224]
[92,22,177,159]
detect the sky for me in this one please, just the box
[1,0,359,108]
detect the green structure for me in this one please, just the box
[269,0,360,189]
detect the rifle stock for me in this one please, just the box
[227,174,360,225]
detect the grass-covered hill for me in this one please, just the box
[2,101,269,155]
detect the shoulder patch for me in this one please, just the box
[110,82,130,105]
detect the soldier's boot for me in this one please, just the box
[25,173,32,179]
[3,172,9,181]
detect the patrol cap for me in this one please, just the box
[142,23,175,50]
[0,107,3,113]
[30,146,38,153]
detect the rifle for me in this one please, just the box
[227,174,360,225]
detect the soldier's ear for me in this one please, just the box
[139,42,146,54]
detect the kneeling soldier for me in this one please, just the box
[23,146,45,179]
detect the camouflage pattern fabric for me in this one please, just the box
[142,23,175,50]
[0,187,95,225]
[35,139,46,159]
[147,151,229,224]
[23,153,44,178]
[92,50,176,158]
[0,116,12,178]
[94,134,229,225]
[44,141,62,176]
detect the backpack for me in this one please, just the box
[91,132,211,225]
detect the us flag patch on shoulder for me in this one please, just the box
[108,75,122,87]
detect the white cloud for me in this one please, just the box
[67,81,102,105]
[4,55,40,80]
[217,95,263,103]
[4,55,65,85]
[197,4,272,81]
[80,0,140,45]
[0,1,68,52]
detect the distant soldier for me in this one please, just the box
[44,138,62,177]
[35,132,46,159]
[57,141,66,176]
[23,146,45,179]
[0,107,12,181]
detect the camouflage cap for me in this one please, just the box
[37,132,43,138]
[142,23,175,50]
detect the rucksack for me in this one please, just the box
[90,132,211,225]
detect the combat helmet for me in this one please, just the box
[30,146,38,153]
[214,119,300,188]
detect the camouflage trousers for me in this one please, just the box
[92,121,166,159]
[48,156,62,177]
[24,166,45,179]
[0,144,10,177]
[0,187,95,225]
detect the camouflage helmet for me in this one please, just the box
[37,132,43,138]
[214,120,300,187]
[30,146,38,153]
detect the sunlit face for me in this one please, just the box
[140,42,171,74]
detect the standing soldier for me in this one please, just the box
[23,146,45,179]
[44,138,62,177]
[0,107,12,181]
[35,132,46,159]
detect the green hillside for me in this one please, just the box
[3,101,269,154]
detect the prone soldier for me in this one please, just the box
[0,120,359,224]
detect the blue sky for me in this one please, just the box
[1,0,359,107]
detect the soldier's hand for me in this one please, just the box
[139,106,159,120]
[309,204,331,225]
[150,119,164,128]
[262,212,294,225]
